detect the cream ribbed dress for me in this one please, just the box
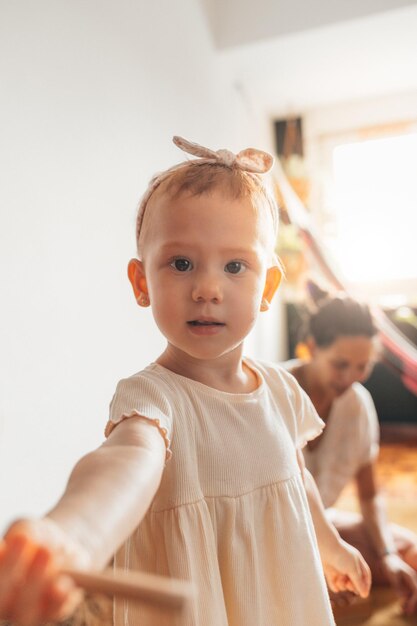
[105,359,335,626]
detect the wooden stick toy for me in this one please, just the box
[63,567,194,612]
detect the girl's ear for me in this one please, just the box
[127,259,150,307]
[260,266,282,311]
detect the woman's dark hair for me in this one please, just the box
[306,281,377,347]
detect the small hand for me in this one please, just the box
[381,552,417,616]
[328,588,357,610]
[0,518,89,626]
[322,538,371,599]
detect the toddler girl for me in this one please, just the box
[0,137,371,626]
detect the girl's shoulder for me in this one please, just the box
[109,363,183,423]
[247,357,325,449]
[114,363,182,396]
[247,357,306,397]
[247,357,321,423]
[110,362,210,421]
[107,364,178,435]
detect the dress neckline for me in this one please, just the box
[148,358,265,400]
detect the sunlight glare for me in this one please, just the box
[332,133,417,283]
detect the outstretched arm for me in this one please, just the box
[297,450,371,599]
[0,417,166,625]
[47,416,166,568]
[356,462,417,615]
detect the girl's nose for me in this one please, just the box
[192,273,223,303]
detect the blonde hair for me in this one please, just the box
[136,161,279,259]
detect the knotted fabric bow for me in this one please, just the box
[172,136,274,174]
[136,136,276,252]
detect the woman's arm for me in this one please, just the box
[356,462,417,615]
[356,461,395,556]
[0,417,166,625]
[297,450,371,598]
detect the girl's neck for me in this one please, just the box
[156,344,259,393]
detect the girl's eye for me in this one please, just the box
[225,261,245,275]
[171,258,192,272]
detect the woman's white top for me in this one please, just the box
[284,360,380,508]
[105,359,335,626]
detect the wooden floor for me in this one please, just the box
[334,441,417,626]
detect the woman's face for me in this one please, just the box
[310,335,375,397]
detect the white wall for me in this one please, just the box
[0,0,279,533]
[218,5,417,115]
[203,0,417,48]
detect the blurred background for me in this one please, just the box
[1,0,416,533]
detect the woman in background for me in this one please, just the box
[285,283,417,615]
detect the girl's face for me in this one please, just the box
[310,335,375,397]
[135,188,279,364]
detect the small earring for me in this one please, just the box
[137,293,150,307]
[260,297,270,312]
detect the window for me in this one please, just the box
[331,132,417,283]
[323,132,417,299]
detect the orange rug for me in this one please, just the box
[335,443,417,626]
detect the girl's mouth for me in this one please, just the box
[187,320,225,326]
[187,320,226,335]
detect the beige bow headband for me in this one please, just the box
[136,136,277,247]
[172,136,274,173]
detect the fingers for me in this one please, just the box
[325,551,372,599]
[0,534,35,611]
[327,572,351,594]
[342,550,371,598]
[11,546,54,626]
[398,571,417,616]
[383,555,417,616]
[402,591,417,617]
[46,575,84,621]
[335,575,350,593]
[0,531,81,625]
[355,559,372,598]
[343,579,356,594]
[329,589,356,609]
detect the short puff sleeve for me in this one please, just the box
[105,374,173,461]
[267,365,325,449]
[290,380,325,449]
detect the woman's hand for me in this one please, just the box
[381,552,417,616]
[322,537,371,599]
[0,518,89,626]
